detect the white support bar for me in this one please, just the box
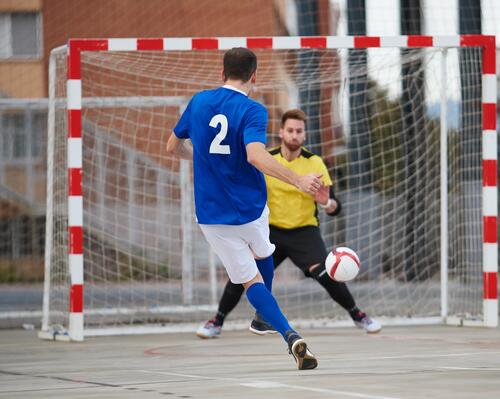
[68,196,83,226]
[67,138,83,168]
[81,96,186,108]
[446,316,485,327]
[108,38,137,51]
[69,254,84,285]
[439,49,449,320]
[82,316,442,337]
[180,159,193,305]
[84,304,217,316]
[67,80,82,110]
[42,50,57,333]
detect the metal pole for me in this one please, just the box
[440,49,449,321]
[180,159,193,305]
[41,50,57,332]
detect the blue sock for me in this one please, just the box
[256,256,274,292]
[246,282,294,340]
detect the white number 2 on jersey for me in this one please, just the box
[209,114,230,155]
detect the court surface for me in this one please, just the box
[1,325,499,399]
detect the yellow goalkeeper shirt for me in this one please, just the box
[265,146,332,229]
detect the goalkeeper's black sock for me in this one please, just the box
[213,311,225,327]
[214,280,245,327]
[348,307,365,322]
[310,261,356,311]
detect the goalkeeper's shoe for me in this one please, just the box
[249,313,278,335]
[286,330,318,370]
[196,319,221,339]
[353,312,382,334]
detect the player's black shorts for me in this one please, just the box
[269,224,328,277]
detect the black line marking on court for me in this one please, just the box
[0,369,119,388]
[0,370,24,376]
[0,387,104,394]
[0,369,195,397]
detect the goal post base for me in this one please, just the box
[39,315,498,341]
[38,326,71,342]
[445,316,490,327]
[67,317,447,339]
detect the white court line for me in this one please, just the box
[138,369,237,382]
[323,351,500,363]
[439,367,500,371]
[241,381,400,399]
[138,370,400,399]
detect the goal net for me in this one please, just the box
[41,36,497,340]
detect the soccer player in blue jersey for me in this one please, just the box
[166,47,322,370]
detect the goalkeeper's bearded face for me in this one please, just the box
[280,118,306,152]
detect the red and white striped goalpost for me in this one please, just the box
[65,35,497,341]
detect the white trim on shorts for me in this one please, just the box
[199,206,275,284]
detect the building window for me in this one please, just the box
[0,12,42,59]
[31,112,46,157]
[0,216,45,259]
[1,110,47,161]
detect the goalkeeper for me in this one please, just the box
[197,109,382,338]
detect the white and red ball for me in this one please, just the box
[325,247,360,282]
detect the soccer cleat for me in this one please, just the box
[249,313,278,335]
[286,331,318,370]
[354,313,382,334]
[196,319,222,339]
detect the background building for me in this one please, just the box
[0,0,333,283]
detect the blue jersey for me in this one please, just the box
[173,85,268,225]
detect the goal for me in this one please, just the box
[40,35,497,341]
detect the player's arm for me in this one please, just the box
[326,186,341,216]
[313,157,341,215]
[314,185,341,216]
[166,133,193,160]
[167,97,194,160]
[246,142,322,194]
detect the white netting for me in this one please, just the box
[44,43,485,333]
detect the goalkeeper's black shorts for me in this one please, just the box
[269,224,328,277]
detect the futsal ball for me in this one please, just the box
[325,247,360,282]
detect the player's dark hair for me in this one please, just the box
[281,109,307,128]
[223,47,257,83]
